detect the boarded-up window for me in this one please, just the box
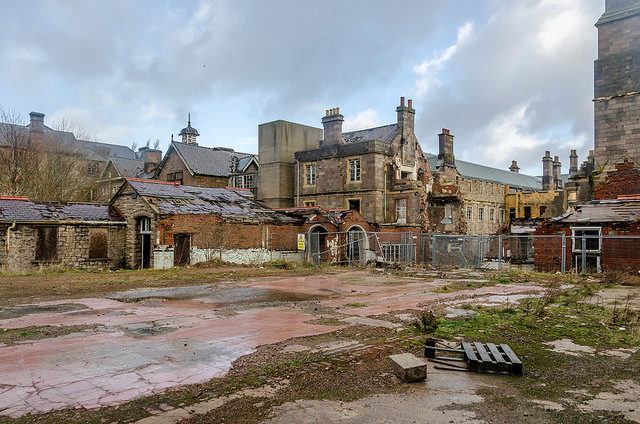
[35,227,58,261]
[89,228,109,259]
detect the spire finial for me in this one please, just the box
[188,113,191,126]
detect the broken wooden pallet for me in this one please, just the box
[424,338,522,376]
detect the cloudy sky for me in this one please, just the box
[0,0,603,175]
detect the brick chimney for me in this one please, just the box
[29,112,45,134]
[138,147,162,174]
[396,96,415,140]
[542,151,553,190]
[321,107,343,146]
[553,155,562,189]
[438,128,455,169]
[569,149,578,177]
[509,160,520,173]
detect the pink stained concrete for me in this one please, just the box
[0,306,341,418]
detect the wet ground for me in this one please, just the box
[1,269,638,423]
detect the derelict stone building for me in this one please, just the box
[594,0,640,170]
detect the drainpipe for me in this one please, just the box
[5,221,16,272]
[383,165,388,221]
[295,159,300,207]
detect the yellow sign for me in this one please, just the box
[297,234,306,250]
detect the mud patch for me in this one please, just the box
[108,285,326,306]
[0,303,88,319]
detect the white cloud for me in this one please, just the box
[343,109,380,132]
[414,22,474,97]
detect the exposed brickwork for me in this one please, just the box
[594,159,640,199]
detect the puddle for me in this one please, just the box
[108,285,325,306]
[0,303,88,319]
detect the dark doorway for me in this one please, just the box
[174,234,191,267]
[138,217,152,269]
[348,199,361,213]
[309,226,328,264]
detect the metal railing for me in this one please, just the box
[268,231,640,273]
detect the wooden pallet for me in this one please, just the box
[424,338,522,376]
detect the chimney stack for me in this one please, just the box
[438,128,455,169]
[553,155,562,190]
[321,107,344,146]
[509,160,520,173]
[29,112,45,134]
[542,151,553,190]
[396,96,415,140]
[569,149,578,177]
[138,146,162,174]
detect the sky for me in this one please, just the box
[0,0,604,176]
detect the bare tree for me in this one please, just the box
[0,108,41,196]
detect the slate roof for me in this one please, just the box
[425,153,542,190]
[109,157,146,178]
[169,142,256,177]
[0,197,124,223]
[342,124,398,143]
[126,180,294,223]
[0,122,137,161]
[552,200,640,224]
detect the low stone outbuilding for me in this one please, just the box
[111,179,302,269]
[0,196,126,273]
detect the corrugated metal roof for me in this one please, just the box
[554,200,640,223]
[0,198,124,223]
[425,153,542,190]
[171,142,255,177]
[127,180,294,223]
[342,124,398,143]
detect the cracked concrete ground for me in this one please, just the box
[0,270,543,419]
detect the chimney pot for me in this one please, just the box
[400,96,405,106]
[408,99,412,109]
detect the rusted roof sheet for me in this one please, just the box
[0,197,124,223]
[554,200,640,223]
[127,180,296,223]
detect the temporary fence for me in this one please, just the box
[267,231,640,274]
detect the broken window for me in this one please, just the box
[509,208,516,221]
[395,198,407,223]
[35,227,58,261]
[539,206,547,216]
[303,200,316,207]
[168,171,183,184]
[89,228,109,259]
[572,228,601,252]
[305,164,316,186]
[523,206,531,219]
[87,162,98,176]
[349,159,361,181]
[348,199,361,213]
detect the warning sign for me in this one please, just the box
[297,234,306,250]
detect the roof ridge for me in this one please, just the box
[342,123,397,134]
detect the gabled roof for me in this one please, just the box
[552,199,640,224]
[107,157,146,178]
[342,124,398,143]
[123,179,294,223]
[0,196,124,223]
[162,142,256,177]
[425,153,542,190]
[237,155,258,173]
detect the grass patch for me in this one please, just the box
[345,302,367,307]
[0,325,95,346]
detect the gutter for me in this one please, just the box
[0,220,126,226]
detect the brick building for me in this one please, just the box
[111,179,302,268]
[154,117,258,193]
[594,0,640,170]
[0,196,126,273]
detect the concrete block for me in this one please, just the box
[389,353,427,382]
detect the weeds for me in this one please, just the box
[411,311,439,335]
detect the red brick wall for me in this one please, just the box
[594,160,640,199]
[533,225,570,272]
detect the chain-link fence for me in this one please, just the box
[269,231,640,273]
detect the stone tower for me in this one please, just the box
[594,0,640,170]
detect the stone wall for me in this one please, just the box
[0,223,126,273]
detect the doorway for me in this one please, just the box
[174,234,191,267]
[309,226,328,264]
[138,217,152,269]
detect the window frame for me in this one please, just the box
[348,158,361,182]
[305,164,316,186]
